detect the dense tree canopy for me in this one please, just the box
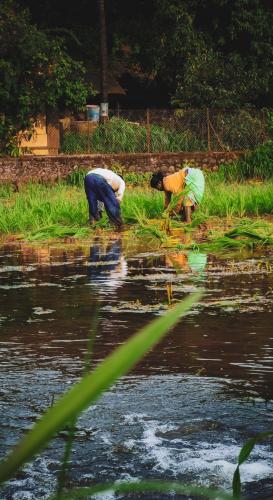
[15,0,273,109]
[108,0,273,108]
[2,0,273,145]
[0,0,91,153]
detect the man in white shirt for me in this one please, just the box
[84,168,125,229]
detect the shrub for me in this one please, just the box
[219,140,273,181]
[61,118,204,154]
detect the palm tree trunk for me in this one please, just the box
[98,0,108,122]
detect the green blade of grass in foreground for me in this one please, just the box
[0,291,202,485]
[52,479,233,500]
[232,431,273,498]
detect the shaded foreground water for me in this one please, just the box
[0,238,272,499]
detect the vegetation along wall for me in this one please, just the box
[0,152,244,184]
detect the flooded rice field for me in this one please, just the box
[0,238,273,499]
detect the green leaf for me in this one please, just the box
[232,466,241,499]
[232,431,273,498]
[238,439,256,465]
[238,431,273,465]
[0,291,202,485]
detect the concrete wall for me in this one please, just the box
[18,115,60,156]
[18,116,49,155]
[0,151,244,184]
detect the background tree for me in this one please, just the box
[9,0,273,110]
[0,0,92,154]
[98,0,109,121]
[108,0,273,108]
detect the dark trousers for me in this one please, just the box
[84,173,122,227]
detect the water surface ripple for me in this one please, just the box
[0,240,273,499]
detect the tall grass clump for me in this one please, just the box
[66,169,152,188]
[0,182,88,237]
[0,176,273,238]
[219,140,273,181]
[122,188,163,222]
[201,174,273,217]
[0,183,14,199]
[61,117,204,154]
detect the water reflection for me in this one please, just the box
[87,238,128,292]
[166,251,207,277]
[1,242,273,499]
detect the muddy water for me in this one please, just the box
[0,238,272,499]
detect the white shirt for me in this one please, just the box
[88,168,126,202]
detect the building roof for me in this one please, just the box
[85,67,126,95]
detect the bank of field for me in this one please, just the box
[0,174,273,243]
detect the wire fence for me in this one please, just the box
[60,108,271,154]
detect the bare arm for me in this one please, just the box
[116,178,126,203]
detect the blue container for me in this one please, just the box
[86,105,100,122]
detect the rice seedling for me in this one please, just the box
[0,176,273,245]
[179,222,273,253]
[27,224,90,241]
[200,176,273,218]
[0,183,14,199]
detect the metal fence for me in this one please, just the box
[60,108,271,154]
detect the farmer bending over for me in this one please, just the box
[150,166,205,223]
[84,168,125,229]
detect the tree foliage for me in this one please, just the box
[0,0,91,154]
[107,0,273,108]
[3,0,273,146]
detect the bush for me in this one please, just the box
[61,117,204,154]
[219,140,273,181]
[211,109,269,150]
[61,132,89,153]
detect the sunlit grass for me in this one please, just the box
[0,175,272,240]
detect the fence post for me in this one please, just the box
[146,108,151,154]
[206,108,211,151]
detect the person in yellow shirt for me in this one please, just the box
[150,166,205,223]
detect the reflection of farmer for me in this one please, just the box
[166,251,207,276]
[88,239,128,291]
[188,252,207,274]
[84,168,125,229]
[150,166,205,223]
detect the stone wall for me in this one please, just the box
[0,151,244,184]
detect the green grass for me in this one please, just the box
[66,169,152,188]
[61,117,205,154]
[201,174,273,218]
[0,175,272,240]
[219,140,273,181]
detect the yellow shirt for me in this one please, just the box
[163,170,186,194]
[162,170,188,212]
